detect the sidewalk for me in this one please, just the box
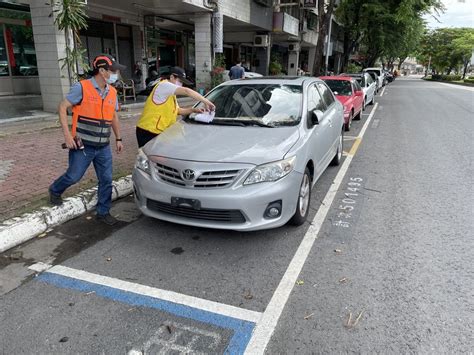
[0,97,195,222]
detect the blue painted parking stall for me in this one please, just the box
[35,265,260,354]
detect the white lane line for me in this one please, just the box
[245,104,379,354]
[380,86,386,97]
[46,265,262,324]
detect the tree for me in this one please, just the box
[50,0,89,83]
[312,0,337,76]
[419,28,474,76]
[336,0,443,70]
[452,29,474,79]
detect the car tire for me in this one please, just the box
[330,128,343,166]
[345,111,352,131]
[289,167,312,226]
[354,108,362,120]
[370,94,375,105]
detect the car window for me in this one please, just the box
[323,79,352,96]
[366,74,373,85]
[191,84,303,127]
[317,83,336,108]
[307,84,326,112]
[354,80,362,92]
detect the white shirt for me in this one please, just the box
[152,81,180,104]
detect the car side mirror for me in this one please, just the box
[355,90,363,96]
[309,110,323,127]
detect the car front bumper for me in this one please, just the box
[132,167,303,231]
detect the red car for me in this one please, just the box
[320,76,364,131]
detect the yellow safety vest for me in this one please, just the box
[137,80,179,134]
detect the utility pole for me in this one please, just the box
[324,14,333,75]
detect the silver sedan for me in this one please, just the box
[133,77,344,231]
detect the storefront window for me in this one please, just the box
[0,28,9,76]
[0,7,37,76]
[6,24,37,76]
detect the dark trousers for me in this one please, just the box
[136,126,159,148]
[49,144,112,215]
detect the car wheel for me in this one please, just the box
[354,107,362,120]
[289,167,312,226]
[370,94,375,105]
[330,128,343,166]
[345,111,352,131]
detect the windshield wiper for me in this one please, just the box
[242,119,275,128]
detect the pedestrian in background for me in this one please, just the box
[229,61,245,80]
[49,54,125,226]
[136,66,215,148]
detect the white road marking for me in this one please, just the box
[380,86,386,97]
[343,135,357,140]
[129,321,222,355]
[28,262,53,273]
[45,265,262,323]
[244,104,379,354]
[372,118,381,128]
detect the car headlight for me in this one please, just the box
[244,157,296,185]
[135,149,151,175]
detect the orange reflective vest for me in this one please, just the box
[71,79,117,147]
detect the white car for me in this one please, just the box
[342,73,376,109]
[363,67,385,87]
[223,70,263,81]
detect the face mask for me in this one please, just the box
[175,80,183,87]
[106,73,118,84]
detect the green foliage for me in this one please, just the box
[419,28,474,77]
[269,54,283,75]
[50,0,89,82]
[210,53,226,88]
[464,78,474,84]
[346,63,362,73]
[432,74,462,81]
[337,0,443,68]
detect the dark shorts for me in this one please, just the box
[136,127,159,148]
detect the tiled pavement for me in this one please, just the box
[0,113,140,221]
[0,97,196,221]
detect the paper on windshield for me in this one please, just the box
[194,111,215,123]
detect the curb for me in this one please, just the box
[0,175,133,253]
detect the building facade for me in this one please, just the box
[0,0,345,113]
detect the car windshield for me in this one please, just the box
[189,84,302,127]
[367,72,377,81]
[324,80,352,96]
[353,76,365,87]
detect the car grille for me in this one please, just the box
[147,199,246,224]
[155,163,241,188]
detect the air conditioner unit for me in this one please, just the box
[254,35,269,47]
[288,42,300,52]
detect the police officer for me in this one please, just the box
[49,54,125,225]
[136,66,215,148]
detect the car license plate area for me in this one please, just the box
[171,197,201,210]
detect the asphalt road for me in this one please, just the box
[1,77,473,354]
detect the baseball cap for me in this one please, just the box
[169,66,192,85]
[92,54,126,72]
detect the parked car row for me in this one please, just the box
[320,67,393,132]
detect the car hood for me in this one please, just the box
[143,120,300,165]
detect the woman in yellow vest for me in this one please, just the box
[136,67,215,148]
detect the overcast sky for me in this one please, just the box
[423,0,474,28]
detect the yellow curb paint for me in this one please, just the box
[348,137,361,156]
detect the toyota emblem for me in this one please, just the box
[182,169,196,181]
